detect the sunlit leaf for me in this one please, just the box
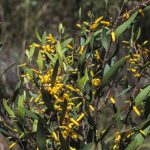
[134,84,150,106]
[3,99,16,118]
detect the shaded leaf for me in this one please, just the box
[78,69,89,90]
[36,120,46,150]
[101,57,125,87]
[101,28,109,50]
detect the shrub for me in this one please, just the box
[1,1,150,150]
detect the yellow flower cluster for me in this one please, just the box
[92,78,101,87]
[76,16,111,31]
[126,41,149,78]
[90,16,111,30]
[113,132,121,150]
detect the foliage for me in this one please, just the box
[0,0,150,150]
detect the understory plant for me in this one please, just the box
[1,0,150,150]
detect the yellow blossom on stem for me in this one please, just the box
[138,9,144,17]
[52,132,59,141]
[79,46,85,55]
[111,32,116,42]
[67,44,74,50]
[90,23,99,30]
[139,130,146,136]
[70,118,79,126]
[92,78,101,87]
[95,50,100,60]
[133,106,141,116]
[76,24,81,28]
[100,21,111,26]
[47,34,56,44]
[77,113,85,122]
[95,16,103,24]
[89,105,95,111]
[109,96,116,104]
[9,142,17,149]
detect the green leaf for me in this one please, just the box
[125,140,137,150]
[25,108,38,120]
[61,38,73,49]
[101,57,125,87]
[18,94,25,120]
[35,29,42,42]
[104,0,108,9]
[79,7,82,21]
[42,32,47,45]
[78,69,89,90]
[36,120,46,150]
[134,126,150,147]
[37,51,44,70]
[29,43,35,60]
[3,99,16,118]
[114,11,138,38]
[134,84,150,106]
[56,41,64,69]
[101,28,109,50]
[44,51,56,65]
[58,23,65,34]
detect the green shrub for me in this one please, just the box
[1,1,150,150]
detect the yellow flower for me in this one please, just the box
[70,118,79,126]
[89,105,95,111]
[77,113,85,122]
[115,132,121,142]
[67,44,74,50]
[100,21,111,26]
[138,9,144,17]
[47,34,56,44]
[83,21,89,26]
[34,94,42,103]
[95,50,100,60]
[111,32,116,42]
[92,78,101,87]
[133,106,141,116]
[52,132,59,141]
[127,68,137,73]
[139,130,146,136]
[76,24,81,28]
[134,73,141,78]
[109,96,116,104]
[143,40,148,45]
[90,23,98,30]
[95,16,103,24]
[122,11,130,20]
[9,142,17,149]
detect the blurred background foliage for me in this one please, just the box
[0,0,150,95]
